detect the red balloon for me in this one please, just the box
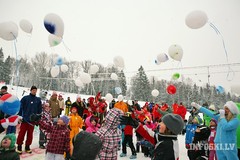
[167,85,176,95]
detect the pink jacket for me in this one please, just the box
[85,116,99,133]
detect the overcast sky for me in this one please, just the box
[0,0,240,93]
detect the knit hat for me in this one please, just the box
[52,91,57,96]
[224,101,239,115]
[193,116,203,124]
[60,115,69,124]
[72,131,102,160]
[30,86,37,91]
[1,133,16,149]
[161,114,184,135]
[209,104,216,111]
[210,118,217,125]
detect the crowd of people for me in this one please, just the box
[0,85,239,160]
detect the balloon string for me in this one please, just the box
[23,35,32,56]
[13,40,19,94]
[62,40,71,53]
[208,22,234,81]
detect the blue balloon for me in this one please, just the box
[44,22,56,34]
[0,94,20,115]
[115,87,122,94]
[56,57,63,65]
[216,86,224,94]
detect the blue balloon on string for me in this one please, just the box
[56,57,63,65]
[216,85,224,94]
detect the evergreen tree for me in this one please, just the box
[0,48,4,81]
[3,56,14,84]
[118,70,127,96]
[130,66,151,101]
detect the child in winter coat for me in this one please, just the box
[85,115,99,133]
[185,116,203,160]
[68,107,83,155]
[39,115,71,160]
[0,133,20,160]
[120,113,184,160]
[95,108,123,160]
[120,124,137,159]
[208,118,217,160]
[191,125,211,159]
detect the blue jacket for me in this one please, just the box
[18,93,42,122]
[199,107,239,147]
[185,123,198,144]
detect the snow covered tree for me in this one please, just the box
[130,66,151,101]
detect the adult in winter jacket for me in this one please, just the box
[16,86,42,154]
[95,108,123,160]
[176,102,187,120]
[192,101,240,160]
[48,91,60,120]
[72,95,86,118]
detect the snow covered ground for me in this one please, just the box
[0,126,188,160]
[1,85,189,159]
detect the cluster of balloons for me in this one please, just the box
[74,72,92,87]
[50,57,69,78]
[0,19,33,41]
[0,94,20,115]
[155,44,183,65]
[44,13,64,47]
[151,84,177,97]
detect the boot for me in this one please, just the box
[25,145,32,153]
[16,145,22,154]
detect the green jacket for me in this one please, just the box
[0,147,20,160]
[236,103,240,149]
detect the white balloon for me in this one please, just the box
[105,93,113,103]
[44,13,64,37]
[0,21,18,41]
[117,95,124,101]
[157,53,169,63]
[60,64,68,73]
[80,72,91,84]
[127,100,133,106]
[48,34,62,47]
[113,56,125,68]
[151,89,159,97]
[75,78,83,87]
[110,73,118,80]
[19,19,33,34]
[185,10,208,29]
[89,64,99,74]
[50,66,60,78]
[168,44,183,61]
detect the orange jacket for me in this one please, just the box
[114,101,128,113]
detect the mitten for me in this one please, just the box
[120,116,139,128]
[219,109,225,119]
[191,102,201,110]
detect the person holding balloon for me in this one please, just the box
[16,86,42,154]
[191,101,239,160]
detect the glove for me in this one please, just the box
[120,116,139,128]
[191,102,201,110]
[65,151,71,160]
[30,113,42,122]
[219,109,225,119]
[185,144,190,149]
[0,115,21,128]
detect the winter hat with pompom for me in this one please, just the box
[162,114,184,135]
[224,101,239,115]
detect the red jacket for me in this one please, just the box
[124,125,133,136]
[176,105,187,120]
